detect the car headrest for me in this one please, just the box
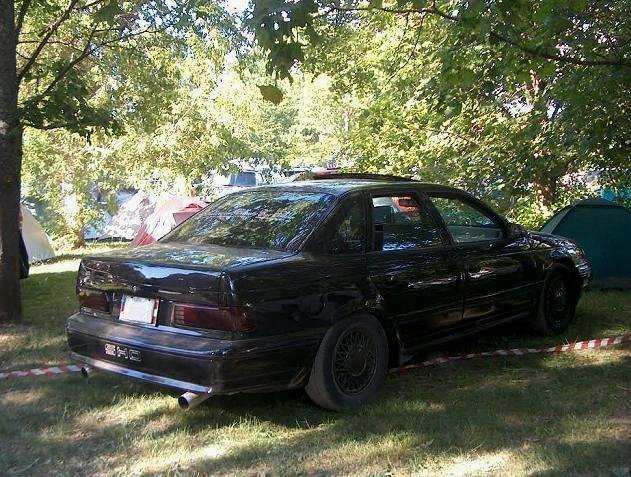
[373,205,393,225]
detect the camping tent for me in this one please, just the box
[101,192,158,240]
[20,205,55,263]
[132,197,207,247]
[540,198,631,288]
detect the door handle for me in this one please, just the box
[468,264,481,274]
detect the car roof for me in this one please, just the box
[250,179,465,197]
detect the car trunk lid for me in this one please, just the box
[77,242,294,320]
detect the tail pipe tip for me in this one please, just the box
[178,391,211,410]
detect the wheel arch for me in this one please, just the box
[353,310,401,368]
[551,257,582,299]
[326,308,401,368]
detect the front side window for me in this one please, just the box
[430,196,504,243]
[162,191,335,250]
[372,195,444,251]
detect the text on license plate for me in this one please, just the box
[105,343,142,362]
[119,295,158,324]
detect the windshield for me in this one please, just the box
[162,190,336,250]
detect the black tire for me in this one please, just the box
[305,315,389,412]
[531,264,577,335]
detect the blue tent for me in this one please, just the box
[540,198,631,288]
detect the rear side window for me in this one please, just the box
[372,195,444,251]
[326,196,366,254]
[430,196,504,243]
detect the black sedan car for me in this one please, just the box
[66,174,591,411]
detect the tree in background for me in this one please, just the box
[0,0,233,322]
[21,27,232,247]
[21,35,350,248]
[249,0,631,226]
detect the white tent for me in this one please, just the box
[101,192,158,240]
[21,205,55,263]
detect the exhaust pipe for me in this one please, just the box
[80,366,92,378]
[178,391,210,410]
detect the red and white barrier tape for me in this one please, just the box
[0,335,629,381]
[0,364,81,380]
[391,334,630,373]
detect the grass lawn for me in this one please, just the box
[1,246,629,476]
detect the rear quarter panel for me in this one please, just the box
[228,253,371,337]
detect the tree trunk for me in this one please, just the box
[0,0,22,322]
[73,226,85,249]
[534,173,558,213]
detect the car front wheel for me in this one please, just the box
[532,264,578,335]
[306,315,389,411]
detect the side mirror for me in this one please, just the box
[508,222,526,239]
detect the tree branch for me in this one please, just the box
[488,31,630,68]
[387,14,424,81]
[15,0,32,39]
[81,0,108,9]
[33,25,99,101]
[26,120,84,130]
[17,0,81,85]
[17,39,86,55]
[325,4,631,68]
[25,20,182,108]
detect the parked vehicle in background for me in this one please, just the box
[66,174,591,411]
[195,168,267,199]
[226,170,260,187]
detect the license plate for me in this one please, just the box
[119,295,158,324]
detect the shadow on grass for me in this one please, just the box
[3,262,630,474]
[0,270,78,370]
[1,352,628,475]
[165,354,631,475]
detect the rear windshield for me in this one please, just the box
[228,172,256,186]
[162,190,335,250]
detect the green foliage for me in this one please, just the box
[22,129,125,244]
[250,0,319,79]
[21,34,350,241]
[15,0,343,243]
[250,0,631,221]
[258,84,285,104]
[15,0,234,135]
[18,0,631,245]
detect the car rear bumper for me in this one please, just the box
[66,313,322,395]
[69,352,214,393]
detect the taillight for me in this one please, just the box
[172,304,255,332]
[78,288,110,313]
